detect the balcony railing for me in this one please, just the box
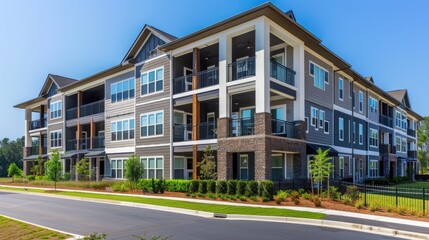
[197,67,219,88]
[66,107,78,120]
[270,61,295,86]
[198,122,217,140]
[30,146,47,156]
[173,122,217,142]
[271,119,303,139]
[230,118,255,137]
[407,128,416,137]
[228,56,256,81]
[80,100,105,118]
[91,136,105,149]
[30,119,47,130]
[379,144,396,155]
[379,115,393,128]
[66,138,89,151]
[173,74,193,94]
[408,150,417,159]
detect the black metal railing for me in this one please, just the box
[30,146,47,156]
[66,138,89,151]
[228,56,256,81]
[408,150,417,159]
[80,100,105,118]
[407,128,416,137]
[197,67,219,88]
[173,74,193,94]
[30,119,47,130]
[270,61,295,86]
[91,136,105,149]
[66,107,78,120]
[271,119,301,139]
[198,122,217,140]
[379,115,393,128]
[229,118,255,137]
[173,124,193,142]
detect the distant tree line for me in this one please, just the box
[0,137,24,177]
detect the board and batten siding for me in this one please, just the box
[105,71,135,149]
[136,145,171,179]
[304,51,333,109]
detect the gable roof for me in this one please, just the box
[39,74,77,97]
[121,24,177,64]
[387,89,411,109]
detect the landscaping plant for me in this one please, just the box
[197,145,217,180]
[246,180,258,197]
[45,150,62,190]
[309,148,333,197]
[216,180,227,195]
[76,158,91,181]
[227,180,237,196]
[236,180,247,196]
[125,154,144,191]
[7,163,22,182]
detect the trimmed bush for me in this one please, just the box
[246,180,258,197]
[216,180,228,195]
[369,201,382,212]
[157,179,166,194]
[259,181,274,200]
[227,180,237,196]
[207,180,216,193]
[344,185,360,202]
[302,193,312,201]
[26,175,36,181]
[198,180,208,194]
[276,190,287,202]
[165,180,190,192]
[189,180,199,193]
[312,196,322,207]
[236,180,247,196]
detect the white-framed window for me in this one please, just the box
[50,101,62,119]
[140,111,164,137]
[353,122,356,143]
[305,117,309,133]
[141,157,164,179]
[369,97,378,113]
[402,137,407,153]
[369,128,378,147]
[111,119,135,142]
[339,117,344,141]
[396,111,403,129]
[309,62,329,90]
[401,115,407,130]
[339,157,344,178]
[359,124,363,145]
[311,107,318,127]
[271,154,283,180]
[50,130,62,148]
[111,78,135,103]
[324,120,329,134]
[359,91,363,113]
[396,136,402,152]
[239,154,249,180]
[369,160,378,178]
[141,67,164,96]
[319,110,325,129]
[339,78,344,100]
[111,159,127,179]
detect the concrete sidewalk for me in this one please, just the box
[1,184,428,236]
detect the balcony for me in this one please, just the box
[173,74,193,94]
[230,118,255,137]
[173,68,219,95]
[66,138,89,151]
[80,100,105,118]
[272,119,303,139]
[66,107,78,120]
[408,150,417,159]
[30,145,47,156]
[30,119,47,130]
[173,122,217,142]
[379,115,393,128]
[379,144,396,155]
[228,56,256,82]
[270,61,295,86]
[407,128,416,137]
[91,136,105,149]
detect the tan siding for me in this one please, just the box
[136,145,170,179]
[47,95,64,125]
[47,123,64,153]
[135,99,171,146]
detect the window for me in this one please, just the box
[173,158,184,179]
[339,157,344,178]
[305,117,309,133]
[396,136,401,152]
[111,78,135,103]
[240,155,248,180]
[310,62,328,90]
[396,112,402,128]
[402,137,407,153]
[319,110,325,129]
[369,128,378,147]
[339,78,344,100]
[111,119,135,142]
[369,97,378,113]
[50,130,62,148]
[353,122,356,143]
[324,121,329,134]
[111,159,126,179]
[141,111,163,137]
[401,115,407,130]
[359,124,363,145]
[272,154,283,180]
[141,67,163,96]
[141,157,163,179]
[50,101,62,119]
[349,81,353,98]
[369,160,378,178]
[311,107,318,127]
[359,91,363,113]
[339,118,344,141]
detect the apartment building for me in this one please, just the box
[14,3,423,183]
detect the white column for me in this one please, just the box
[219,34,231,118]
[255,18,270,113]
[293,43,305,121]
[25,108,32,147]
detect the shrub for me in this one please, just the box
[207,180,216,194]
[275,198,282,205]
[207,193,216,199]
[302,193,312,201]
[157,179,166,194]
[409,209,417,216]
[369,201,382,212]
[198,180,208,194]
[82,232,107,240]
[344,186,360,203]
[298,189,306,195]
[139,179,152,192]
[312,196,322,207]
[355,200,364,209]
[364,177,390,185]
[219,194,227,200]
[259,181,274,200]
[151,179,159,193]
[165,180,190,192]
[185,192,191,197]
[328,186,339,200]
[236,181,247,196]
[239,196,247,201]
[396,206,408,215]
[26,175,36,182]
[262,197,270,202]
[417,211,426,218]
[189,180,199,193]
[290,191,300,201]
[386,205,394,212]
[246,181,258,197]
[276,190,288,202]
[249,196,258,202]
[62,172,71,181]
[190,193,197,198]
[293,198,300,205]
[227,180,237,196]
[342,196,353,206]
[216,180,228,195]
[197,193,205,198]
[229,195,237,201]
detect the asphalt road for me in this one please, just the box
[0,191,404,240]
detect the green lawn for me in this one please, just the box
[0,215,70,240]
[0,185,325,219]
[397,182,429,188]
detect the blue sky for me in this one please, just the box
[1,0,428,139]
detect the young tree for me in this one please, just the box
[125,154,144,191]
[46,150,63,190]
[198,145,217,180]
[76,158,91,181]
[418,116,429,174]
[7,163,22,182]
[309,148,333,197]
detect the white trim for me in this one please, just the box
[136,143,171,148]
[139,110,165,139]
[105,147,135,154]
[358,91,363,113]
[134,53,167,67]
[339,117,344,141]
[135,97,170,106]
[140,66,165,97]
[338,78,344,101]
[141,156,164,179]
[49,100,63,120]
[333,104,366,121]
[173,139,217,147]
[173,85,219,99]
[110,118,135,142]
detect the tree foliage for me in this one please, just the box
[46,150,62,190]
[0,137,24,177]
[309,148,333,196]
[77,158,91,181]
[418,116,429,174]
[125,154,144,183]
[198,145,217,180]
[7,163,23,182]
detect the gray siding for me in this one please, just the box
[333,110,367,151]
[136,146,170,179]
[352,84,367,115]
[368,123,379,153]
[368,92,379,123]
[333,73,352,110]
[304,51,333,109]
[305,101,332,145]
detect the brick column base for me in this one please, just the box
[254,112,271,135]
[217,150,233,180]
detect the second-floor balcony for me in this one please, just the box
[379,115,393,128]
[66,137,104,151]
[30,145,47,156]
[30,119,47,130]
[66,100,105,120]
[228,56,256,82]
[379,144,396,155]
[408,150,417,159]
[230,118,255,137]
[173,67,219,95]
[173,122,217,142]
[270,61,295,86]
[407,128,416,137]
[272,119,302,139]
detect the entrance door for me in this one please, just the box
[239,154,249,180]
[184,67,193,91]
[186,158,193,179]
